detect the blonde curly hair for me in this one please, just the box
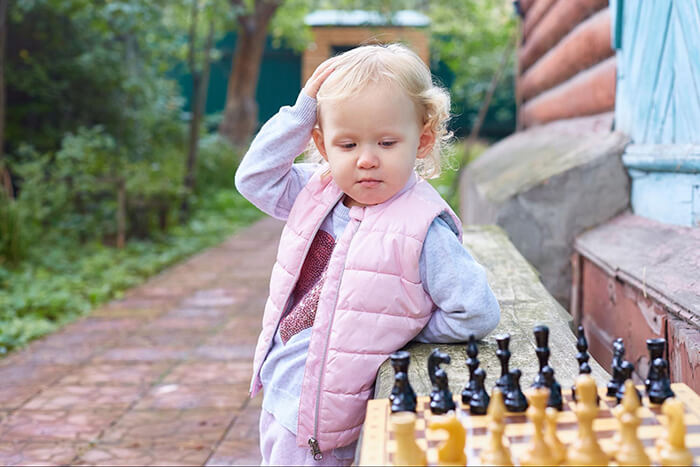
[307,43,453,179]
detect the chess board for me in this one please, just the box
[359,383,700,466]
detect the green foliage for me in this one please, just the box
[0,187,263,355]
[0,193,26,265]
[429,0,517,136]
[270,0,314,51]
[161,0,236,72]
[195,133,242,190]
[428,140,487,213]
[6,0,180,155]
[10,122,187,244]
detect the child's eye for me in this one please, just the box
[380,141,397,147]
[340,143,356,149]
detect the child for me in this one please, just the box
[235,43,500,466]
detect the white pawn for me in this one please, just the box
[565,374,609,466]
[391,412,427,466]
[615,380,650,466]
[520,386,556,466]
[545,407,567,465]
[659,398,693,466]
[480,388,513,466]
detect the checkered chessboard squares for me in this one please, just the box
[381,385,700,466]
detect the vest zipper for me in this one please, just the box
[308,437,322,460]
[310,213,361,455]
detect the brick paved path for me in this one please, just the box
[0,217,284,466]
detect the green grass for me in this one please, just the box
[0,188,262,356]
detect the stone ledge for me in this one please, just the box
[374,225,609,399]
[460,113,630,307]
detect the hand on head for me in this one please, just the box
[302,57,338,100]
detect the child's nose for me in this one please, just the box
[356,148,379,169]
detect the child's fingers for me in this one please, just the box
[312,55,339,79]
[304,57,338,98]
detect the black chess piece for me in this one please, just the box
[390,351,416,413]
[572,325,593,402]
[645,338,666,394]
[495,334,514,392]
[504,368,528,412]
[615,360,641,404]
[648,358,675,404]
[532,325,551,388]
[469,367,490,415]
[542,366,563,410]
[461,334,480,404]
[430,368,456,414]
[607,337,626,397]
[391,373,417,413]
[575,325,591,369]
[428,348,451,400]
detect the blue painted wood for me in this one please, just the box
[611,0,624,50]
[623,144,700,173]
[673,3,700,143]
[645,25,674,144]
[615,1,700,226]
[629,171,700,226]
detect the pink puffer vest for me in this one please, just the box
[250,169,462,452]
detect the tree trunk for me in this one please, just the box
[218,1,280,146]
[0,0,11,199]
[182,0,215,218]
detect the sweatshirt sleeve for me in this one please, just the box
[234,92,320,220]
[414,215,501,343]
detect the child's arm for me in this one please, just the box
[234,93,318,220]
[414,215,501,343]
[235,57,337,220]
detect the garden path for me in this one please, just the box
[0,217,284,465]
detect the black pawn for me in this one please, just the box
[461,334,480,404]
[572,325,592,402]
[505,368,528,412]
[469,367,490,415]
[390,351,416,413]
[428,348,451,400]
[542,366,563,410]
[495,334,514,392]
[645,338,666,394]
[430,368,456,414]
[607,337,626,397]
[615,360,641,404]
[532,325,551,388]
[648,358,675,404]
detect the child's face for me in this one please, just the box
[312,83,435,208]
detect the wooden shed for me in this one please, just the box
[302,10,430,83]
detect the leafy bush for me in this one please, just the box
[0,192,26,265]
[195,133,242,193]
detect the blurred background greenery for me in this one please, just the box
[0,0,515,354]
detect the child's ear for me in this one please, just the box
[416,124,436,160]
[312,127,328,161]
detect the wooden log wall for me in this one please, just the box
[517,0,615,128]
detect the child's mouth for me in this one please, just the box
[357,179,381,188]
